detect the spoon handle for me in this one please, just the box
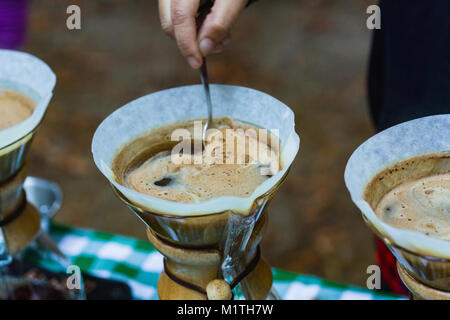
[199,58,213,127]
[196,1,215,141]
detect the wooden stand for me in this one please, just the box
[146,228,273,300]
[0,166,40,255]
[114,176,284,300]
[397,262,450,300]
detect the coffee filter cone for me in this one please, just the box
[0,49,56,151]
[344,114,450,259]
[92,85,300,216]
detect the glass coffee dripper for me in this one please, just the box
[92,84,300,299]
[345,114,450,300]
[0,50,83,300]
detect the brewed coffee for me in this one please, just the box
[375,172,450,241]
[113,117,281,203]
[0,89,35,131]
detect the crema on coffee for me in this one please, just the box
[0,89,35,131]
[375,173,450,241]
[113,117,281,203]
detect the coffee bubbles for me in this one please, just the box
[376,173,450,241]
[117,117,281,203]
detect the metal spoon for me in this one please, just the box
[199,58,213,146]
[196,0,215,147]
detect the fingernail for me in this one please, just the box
[199,38,215,56]
[187,56,201,69]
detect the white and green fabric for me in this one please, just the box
[44,223,404,300]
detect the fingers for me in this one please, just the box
[158,0,174,38]
[158,0,244,67]
[198,0,247,56]
[171,0,202,69]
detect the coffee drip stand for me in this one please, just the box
[0,49,85,300]
[0,132,83,300]
[114,187,280,300]
[0,133,40,265]
[345,115,450,300]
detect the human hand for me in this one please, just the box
[158,0,248,69]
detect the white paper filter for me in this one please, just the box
[345,114,450,259]
[92,85,300,216]
[0,49,56,150]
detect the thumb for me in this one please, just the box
[198,0,247,56]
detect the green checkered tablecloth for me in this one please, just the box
[43,223,404,300]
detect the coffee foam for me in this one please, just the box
[345,114,450,259]
[122,118,276,203]
[92,85,300,216]
[0,89,36,131]
[0,50,55,151]
[375,173,450,241]
[126,153,269,202]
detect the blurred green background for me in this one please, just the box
[24,0,377,287]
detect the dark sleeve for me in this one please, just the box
[367,0,450,132]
